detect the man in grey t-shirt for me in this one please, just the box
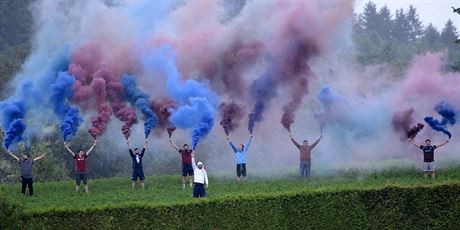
[7,150,46,195]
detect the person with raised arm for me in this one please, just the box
[64,139,97,193]
[409,138,449,179]
[226,134,253,182]
[169,138,195,189]
[289,132,323,179]
[126,138,148,191]
[191,151,208,198]
[6,150,46,196]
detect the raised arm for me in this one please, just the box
[408,138,421,148]
[86,139,97,156]
[64,142,76,157]
[168,138,180,151]
[310,134,323,149]
[245,135,253,151]
[437,140,449,148]
[289,133,301,149]
[191,152,197,170]
[143,138,148,150]
[33,153,47,161]
[204,171,209,187]
[7,150,20,162]
[227,135,238,152]
[126,138,132,150]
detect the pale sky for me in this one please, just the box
[354,0,460,31]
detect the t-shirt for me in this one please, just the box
[420,145,437,162]
[74,155,88,172]
[291,138,320,161]
[19,159,34,179]
[179,149,192,165]
[129,149,145,169]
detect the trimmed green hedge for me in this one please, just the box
[5,183,460,229]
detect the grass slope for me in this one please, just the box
[2,166,460,214]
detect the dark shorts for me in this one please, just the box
[236,163,247,177]
[132,168,145,181]
[193,183,206,198]
[76,172,88,185]
[182,164,194,177]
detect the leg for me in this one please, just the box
[422,163,428,178]
[236,164,241,182]
[306,161,311,177]
[431,163,436,179]
[140,170,145,190]
[189,176,193,188]
[21,177,27,195]
[82,173,88,193]
[181,165,187,189]
[182,176,186,189]
[131,181,135,191]
[242,164,247,181]
[76,174,81,192]
[27,178,33,196]
[299,162,305,179]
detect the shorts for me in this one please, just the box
[132,168,145,181]
[182,164,194,177]
[236,163,247,177]
[76,172,88,185]
[193,183,206,198]
[423,162,435,172]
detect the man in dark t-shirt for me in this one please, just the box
[169,138,196,189]
[64,139,97,193]
[6,150,46,195]
[126,138,148,191]
[409,138,449,179]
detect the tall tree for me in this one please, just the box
[376,6,392,40]
[406,5,424,44]
[441,19,459,47]
[419,23,442,52]
[391,9,411,43]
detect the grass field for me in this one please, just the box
[2,165,460,215]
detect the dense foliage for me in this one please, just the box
[1,167,460,229]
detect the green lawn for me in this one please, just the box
[2,166,460,215]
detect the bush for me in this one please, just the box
[9,182,460,229]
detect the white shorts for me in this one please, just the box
[422,162,435,172]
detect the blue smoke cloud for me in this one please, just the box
[424,101,456,139]
[248,69,277,134]
[121,75,159,138]
[49,71,82,141]
[141,44,217,149]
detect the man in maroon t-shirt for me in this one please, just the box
[169,138,197,189]
[64,139,97,193]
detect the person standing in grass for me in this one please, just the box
[409,138,449,179]
[289,132,323,179]
[168,138,195,189]
[226,134,253,182]
[191,151,208,198]
[64,139,97,193]
[126,138,148,191]
[6,150,46,196]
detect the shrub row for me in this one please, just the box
[3,183,460,229]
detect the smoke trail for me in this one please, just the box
[407,123,424,139]
[141,45,217,148]
[391,108,415,141]
[49,71,82,141]
[248,69,277,134]
[1,100,27,149]
[314,85,338,128]
[170,97,215,149]
[424,101,456,139]
[219,101,244,135]
[121,75,159,138]
[150,98,176,137]
[278,34,319,132]
[106,80,138,139]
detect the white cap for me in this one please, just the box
[197,161,203,166]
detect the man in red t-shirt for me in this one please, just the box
[64,139,97,193]
[169,138,197,189]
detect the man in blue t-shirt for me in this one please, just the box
[126,138,148,191]
[227,134,253,182]
[409,138,449,179]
